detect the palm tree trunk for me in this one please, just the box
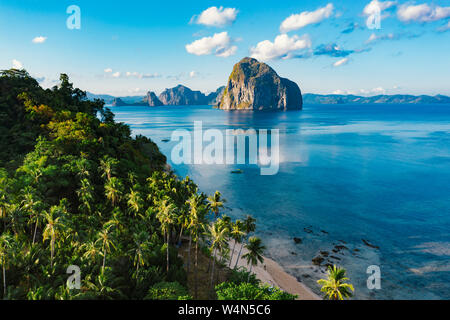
[194,241,198,299]
[248,264,253,282]
[210,248,216,289]
[234,242,244,269]
[229,240,237,267]
[2,265,5,297]
[102,250,106,270]
[32,220,38,244]
[166,230,170,274]
[51,238,54,268]
[178,225,184,246]
[187,235,191,273]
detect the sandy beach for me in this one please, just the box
[228,240,321,300]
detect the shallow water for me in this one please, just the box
[110,103,450,299]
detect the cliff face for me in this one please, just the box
[206,86,225,106]
[144,91,163,106]
[111,98,128,107]
[218,57,302,111]
[158,85,208,106]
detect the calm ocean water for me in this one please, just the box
[110,103,450,299]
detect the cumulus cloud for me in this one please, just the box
[333,57,349,67]
[112,72,121,78]
[314,43,354,57]
[12,59,23,69]
[104,68,113,73]
[250,34,311,61]
[280,3,334,33]
[185,32,237,57]
[397,3,450,22]
[32,36,47,44]
[189,71,198,78]
[193,6,238,27]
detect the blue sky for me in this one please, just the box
[1,0,449,96]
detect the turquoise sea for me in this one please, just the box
[109,103,450,299]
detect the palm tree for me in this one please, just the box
[82,240,101,264]
[229,220,245,267]
[208,222,229,289]
[0,233,13,297]
[242,236,265,277]
[186,194,207,298]
[156,200,176,274]
[95,227,116,270]
[104,177,123,206]
[21,190,42,244]
[131,231,149,280]
[317,265,354,300]
[42,205,67,267]
[77,178,94,214]
[99,156,118,181]
[208,191,225,218]
[234,215,256,269]
[127,188,143,216]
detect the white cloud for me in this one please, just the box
[194,6,238,27]
[189,71,198,78]
[12,59,23,69]
[250,34,311,61]
[397,3,450,22]
[104,68,113,73]
[333,57,349,67]
[112,72,121,78]
[32,36,47,44]
[280,3,334,33]
[438,20,450,32]
[185,32,237,57]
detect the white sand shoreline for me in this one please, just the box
[228,240,321,300]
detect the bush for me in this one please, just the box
[215,282,297,300]
[228,267,259,286]
[145,281,191,300]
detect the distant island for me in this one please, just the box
[218,57,302,111]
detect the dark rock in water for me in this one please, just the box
[312,256,324,266]
[330,255,341,260]
[219,57,302,111]
[293,237,302,244]
[320,251,329,257]
[290,251,297,255]
[353,248,360,252]
[302,274,311,278]
[362,239,380,249]
[304,227,313,234]
[321,230,329,234]
[338,240,347,244]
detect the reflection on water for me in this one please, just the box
[111,104,450,300]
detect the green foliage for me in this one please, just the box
[145,281,191,300]
[317,265,354,300]
[215,282,296,300]
[227,267,259,286]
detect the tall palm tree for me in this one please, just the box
[208,191,225,218]
[99,156,118,181]
[42,205,67,267]
[104,177,123,206]
[234,215,256,269]
[208,222,229,289]
[242,236,265,277]
[21,190,42,244]
[131,231,149,280]
[77,178,94,214]
[317,265,354,300]
[229,220,245,267]
[82,240,101,264]
[0,233,13,297]
[127,188,143,216]
[156,200,176,274]
[95,227,116,270]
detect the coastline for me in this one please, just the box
[228,240,321,300]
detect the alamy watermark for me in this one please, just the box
[367,265,381,290]
[66,5,81,30]
[67,265,81,290]
[170,121,280,175]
